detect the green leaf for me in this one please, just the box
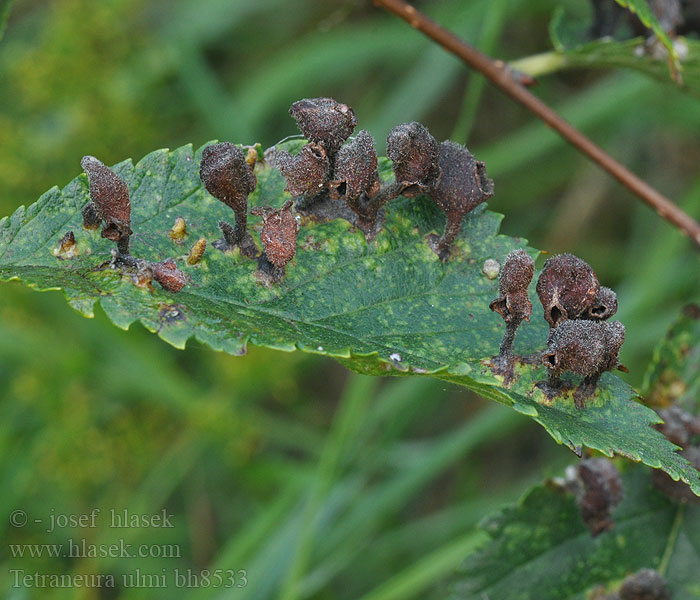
[643,305,700,412]
[1,142,698,494]
[614,0,679,69]
[516,36,700,100]
[450,467,700,600]
[512,3,695,98]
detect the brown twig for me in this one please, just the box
[374,0,700,250]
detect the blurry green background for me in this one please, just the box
[0,0,698,598]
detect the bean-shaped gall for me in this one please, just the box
[427,141,494,261]
[536,253,600,328]
[653,444,700,503]
[81,156,132,255]
[274,142,330,202]
[574,458,624,536]
[652,405,700,503]
[489,250,535,365]
[654,405,700,447]
[541,319,625,407]
[618,569,671,600]
[252,200,299,282]
[330,130,381,231]
[199,142,257,257]
[386,122,440,198]
[289,97,357,156]
[153,258,187,293]
[584,286,618,321]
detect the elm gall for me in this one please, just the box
[252,200,299,282]
[536,254,600,328]
[200,142,257,257]
[153,258,187,293]
[618,569,671,600]
[386,121,440,197]
[585,286,618,321]
[489,250,535,365]
[541,319,626,407]
[289,97,357,156]
[330,130,382,231]
[427,141,494,261]
[274,142,330,203]
[81,156,132,255]
[573,458,624,536]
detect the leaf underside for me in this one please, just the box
[1,141,698,494]
[450,467,700,600]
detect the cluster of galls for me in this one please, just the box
[74,97,495,290]
[270,98,494,261]
[198,142,299,283]
[490,251,625,407]
[80,156,188,292]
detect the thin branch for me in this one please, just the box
[374,0,700,250]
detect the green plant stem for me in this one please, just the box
[373,0,700,249]
[509,51,568,78]
[658,504,685,576]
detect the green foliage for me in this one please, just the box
[452,305,700,600]
[450,466,700,600]
[2,1,700,598]
[554,38,700,99]
[1,142,699,494]
[512,1,698,98]
[643,305,700,412]
[613,0,679,67]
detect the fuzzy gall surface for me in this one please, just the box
[152,258,187,293]
[81,156,132,243]
[199,142,257,213]
[490,249,535,324]
[274,143,330,199]
[618,569,671,600]
[543,319,625,377]
[331,130,380,202]
[258,205,299,268]
[536,253,600,327]
[289,97,357,155]
[585,286,618,321]
[430,141,494,218]
[386,121,440,196]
